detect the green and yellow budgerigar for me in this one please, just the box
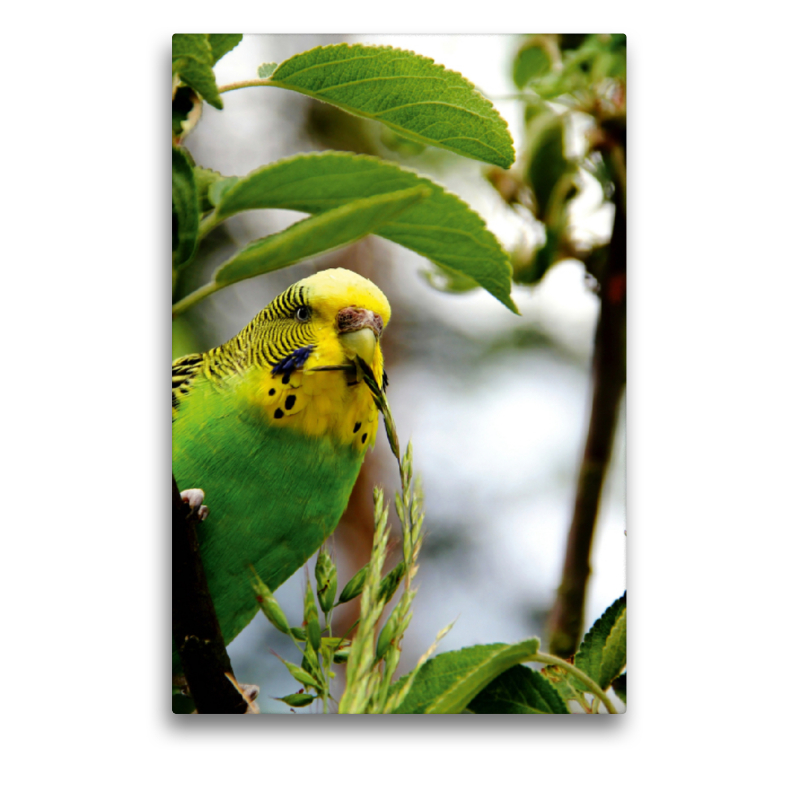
[172,268,390,673]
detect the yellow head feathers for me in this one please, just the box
[297,267,391,331]
[231,268,391,449]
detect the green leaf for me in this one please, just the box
[257,62,277,79]
[391,638,540,714]
[515,226,560,285]
[468,665,569,714]
[172,34,214,65]
[598,608,627,689]
[611,673,627,705]
[193,166,227,213]
[212,152,518,313]
[530,36,625,102]
[540,664,586,707]
[208,34,243,65]
[422,262,480,294]
[172,146,199,267]
[268,43,515,168]
[172,34,223,109]
[208,176,238,208]
[213,185,431,289]
[513,43,552,89]
[174,60,222,110]
[575,592,627,690]
[526,108,572,221]
[380,128,426,156]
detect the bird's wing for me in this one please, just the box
[172,353,204,419]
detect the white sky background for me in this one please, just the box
[195,34,626,704]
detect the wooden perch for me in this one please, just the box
[172,475,250,713]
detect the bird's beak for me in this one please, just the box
[337,307,383,368]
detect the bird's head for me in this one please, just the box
[242,268,391,389]
[297,268,390,380]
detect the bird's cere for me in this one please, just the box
[336,306,384,369]
[336,307,384,338]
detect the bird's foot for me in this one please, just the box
[180,488,209,521]
[226,674,260,713]
[239,683,260,714]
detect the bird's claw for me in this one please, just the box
[180,488,209,521]
[239,683,260,714]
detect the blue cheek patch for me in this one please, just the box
[271,345,315,377]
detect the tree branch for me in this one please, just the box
[547,158,626,658]
[172,475,250,713]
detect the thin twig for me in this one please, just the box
[532,653,618,714]
[172,281,218,318]
[547,153,626,658]
[218,79,274,94]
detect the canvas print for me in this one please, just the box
[172,33,626,714]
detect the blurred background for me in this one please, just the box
[172,34,625,712]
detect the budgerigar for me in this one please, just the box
[172,268,390,673]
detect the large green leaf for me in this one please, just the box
[213,186,430,288]
[172,146,199,267]
[212,152,517,313]
[575,592,627,690]
[268,44,515,168]
[207,34,243,65]
[468,665,569,714]
[172,33,214,65]
[172,34,223,109]
[391,639,540,714]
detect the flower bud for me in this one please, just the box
[378,562,406,604]
[337,564,368,605]
[333,647,351,664]
[277,692,315,708]
[304,580,321,652]
[375,605,402,661]
[284,661,323,692]
[315,549,338,614]
[251,572,290,635]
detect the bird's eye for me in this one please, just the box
[295,306,311,323]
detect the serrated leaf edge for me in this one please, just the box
[575,591,627,685]
[598,608,627,689]
[270,43,515,168]
[212,151,518,313]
